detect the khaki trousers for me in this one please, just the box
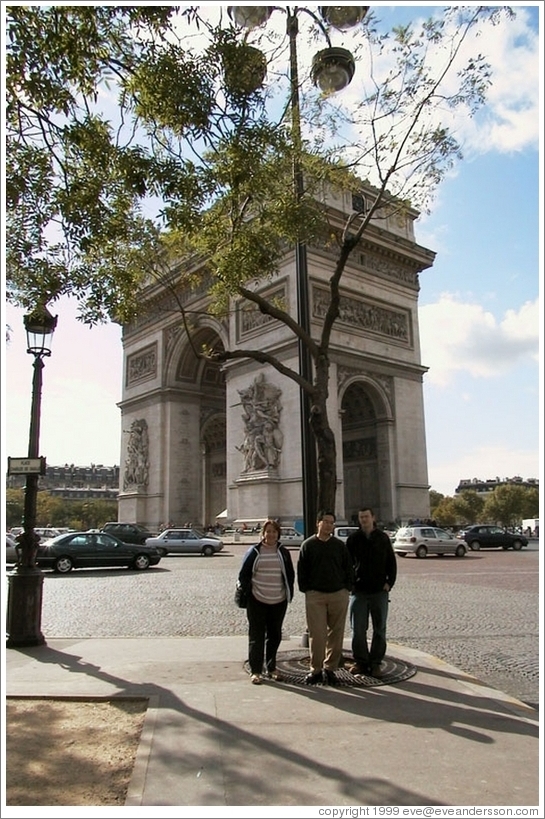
[305,589,350,672]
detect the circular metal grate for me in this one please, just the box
[245,649,417,687]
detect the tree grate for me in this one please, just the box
[244,650,417,687]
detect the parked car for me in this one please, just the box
[6,534,20,564]
[145,528,224,557]
[461,525,528,551]
[334,526,359,542]
[279,526,305,546]
[393,526,468,558]
[101,522,155,545]
[36,531,162,573]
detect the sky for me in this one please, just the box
[2,2,542,499]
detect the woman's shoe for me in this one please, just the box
[251,674,262,685]
[268,670,284,681]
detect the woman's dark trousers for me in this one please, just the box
[247,595,287,675]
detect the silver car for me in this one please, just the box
[145,528,224,557]
[6,534,20,564]
[393,526,467,558]
[279,526,305,546]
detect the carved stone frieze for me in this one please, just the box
[358,250,419,288]
[237,286,287,340]
[313,289,410,345]
[126,344,157,385]
[343,437,377,461]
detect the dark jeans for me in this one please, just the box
[247,593,287,675]
[350,590,389,668]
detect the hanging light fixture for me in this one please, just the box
[319,6,370,31]
[311,47,356,94]
[227,6,272,30]
[23,304,58,357]
[222,42,267,96]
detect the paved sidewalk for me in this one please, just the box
[5,635,541,809]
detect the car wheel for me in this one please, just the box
[469,541,480,551]
[415,545,427,558]
[54,556,73,574]
[512,540,523,551]
[202,545,215,557]
[455,544,466,557]
[133,554,151,570]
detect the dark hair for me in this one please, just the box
[316,510,336,523]
[261,519,281,537]
[359,507,375,516]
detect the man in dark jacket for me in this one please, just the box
[297,511,355,685]
[346,507,397,677]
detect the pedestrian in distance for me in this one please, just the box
[237,519,295,685]
[346,506,397,678]
[297,511,355,685]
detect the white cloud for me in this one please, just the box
[419,295,539,385]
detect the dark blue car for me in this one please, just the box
[37,531,162,573]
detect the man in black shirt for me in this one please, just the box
[346,507,397,677]
[297,511,354,685]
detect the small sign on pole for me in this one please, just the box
[7,457,46,476]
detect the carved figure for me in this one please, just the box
[237,375,283,473]
[123,418,150,489]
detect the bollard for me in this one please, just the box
[301,629,309,648]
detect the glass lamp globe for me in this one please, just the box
[319,6,369,30]
[24,305,58,357]
[227,6,272,30]
[311,48,356,94]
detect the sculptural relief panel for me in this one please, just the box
[236,374,284,473]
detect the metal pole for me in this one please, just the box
[288,12,318,538]
[6,355,46,647]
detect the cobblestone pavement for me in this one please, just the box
[34,544,540,708]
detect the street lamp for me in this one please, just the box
[6,304,58,648]
[227,5,368,536]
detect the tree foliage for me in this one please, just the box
[6,4,516,512]
[483,484,537,528]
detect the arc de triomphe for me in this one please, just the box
[117,184,435,530]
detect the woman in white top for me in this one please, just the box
[237,519,295,684]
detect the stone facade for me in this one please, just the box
[117,186,435,530]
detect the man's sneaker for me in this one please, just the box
[370,663,384,678]
[251,674,263,685]
[324,669,339,686]
[304,671,323,685]
[348,662,369,676]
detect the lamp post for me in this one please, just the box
[227,6,368,536]
[6,304,58,648]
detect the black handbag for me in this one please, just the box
[234,582,247,608]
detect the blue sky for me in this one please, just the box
[3,3,541,499]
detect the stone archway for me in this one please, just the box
[201,414,227,527]
[341,381,394,525]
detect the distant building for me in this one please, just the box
[6,463,120,500]
[455,476,539,496]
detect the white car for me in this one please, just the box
[279,527,305,546]
[393,526,467,558]
[334,526,359,542]
[145,528,224,557]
